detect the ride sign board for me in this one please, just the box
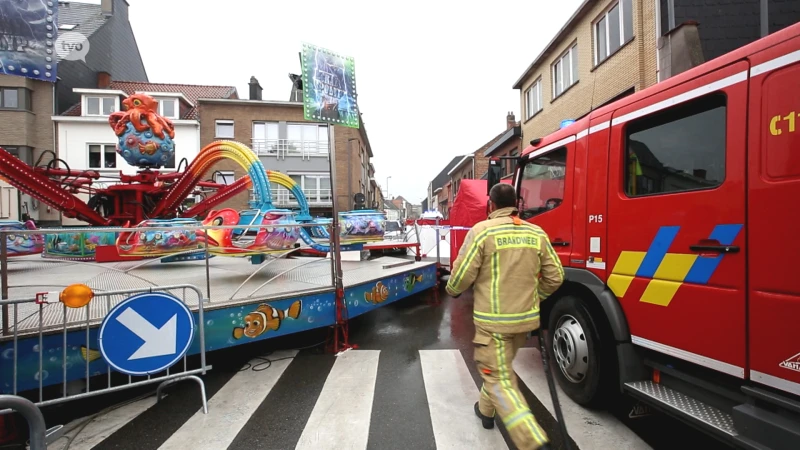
[99,292,195,376]
[301,42,359,129]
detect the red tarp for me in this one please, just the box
[449,179,512,228]
[448,179,512,262]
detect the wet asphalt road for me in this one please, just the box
[2,284,734,450]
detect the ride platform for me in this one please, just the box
[0,253,438,395]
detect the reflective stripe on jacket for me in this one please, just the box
[446,207,565,334]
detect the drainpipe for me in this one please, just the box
[655,0,661,82]
[667,0,675,30]
[472,156,475,180]
[347,138,358,210]
[52,81,60,225]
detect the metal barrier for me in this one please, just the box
[404,219,471,266]
[0,220,341,412]
[0,283,210,414]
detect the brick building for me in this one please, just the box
[448,112,519,200]
[0,0,147,224]
[425,156,461,216]
[0,76,54,223]
[513,0,800,148]
[513,0,658,148]
[197,77,376,216]
[484,115,522,180]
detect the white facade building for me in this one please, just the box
[52,82,237,225]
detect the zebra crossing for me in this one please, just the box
[49,348,653,450]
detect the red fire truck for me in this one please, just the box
[486,21,800,450]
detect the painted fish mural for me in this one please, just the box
[116,218,204,257]
[199,208,301,256]
[44,231,117,260]
[404,273,424,292]
[232,300,303,339]
[0,220,44,256]
[81,345,101,362]
[339,211,386,243]
[364,281,389,304]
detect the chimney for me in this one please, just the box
[658,21,704,81]
[288,73,303,102]
[506,111,516,130]
[97,71,111,89]
[249,76,263,101]
[101,0,113,16]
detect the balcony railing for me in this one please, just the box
[251,188,332,206]
[251,139,329,160]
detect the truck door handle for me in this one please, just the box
[689,244,739,254]
[552,240,570,247]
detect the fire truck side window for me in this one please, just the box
[624,94,727,196]
[518,147,567,220]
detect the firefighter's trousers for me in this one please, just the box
[474,326,549,450]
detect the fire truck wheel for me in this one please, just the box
[547,295,605,406]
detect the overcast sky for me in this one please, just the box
[90,0,583,204]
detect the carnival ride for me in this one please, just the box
[0,220,44,257]
[0,97,436,407]
[0,93,385,260]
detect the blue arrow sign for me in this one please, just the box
[99,292,195,376]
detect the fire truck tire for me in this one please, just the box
[546,295,607,407]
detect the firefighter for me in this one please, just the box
[446,183,564,450]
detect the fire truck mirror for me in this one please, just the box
[487,158,502,195]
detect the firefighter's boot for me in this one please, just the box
[474,402,494,429]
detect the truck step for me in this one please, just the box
[624,381,737,437]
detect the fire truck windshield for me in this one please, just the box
[517,147,567,220]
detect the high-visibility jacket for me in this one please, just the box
[446,207,565,334]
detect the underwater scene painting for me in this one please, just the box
[0,266,436,395]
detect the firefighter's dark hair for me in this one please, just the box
[489,183,517,209]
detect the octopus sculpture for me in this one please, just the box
[108,94,177,168]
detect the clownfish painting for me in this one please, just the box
[232,300,302,340]
[364,281,389,304]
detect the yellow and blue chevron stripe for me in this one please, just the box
[607,224,742,307]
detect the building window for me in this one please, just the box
[274,173,332,205]
[594,0,634,65]
[286,123,329,155]
[1,88,18,108]
[506,149,519,177]
[518,147,567,220]
[252,122,280,154]
[553,44,579,98]
[85,96,116,116]
[88,144,118,169]
[0,88,29,110]
[624,94,726,197]
[525,79,542,120]
[157,98,178,119]
[164,149,176,169]
[214,171,235,185]
[215,120,234,138]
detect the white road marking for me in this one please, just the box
[514,347,653,450]
[49,395,158,450]
[158,350,297,450]
[419,349,509,449]
[294,349,381,450]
